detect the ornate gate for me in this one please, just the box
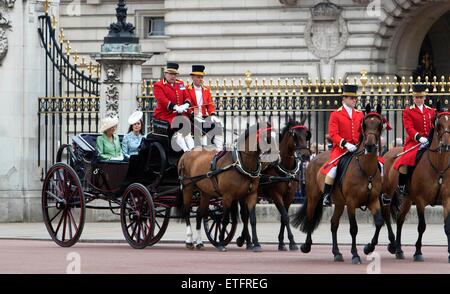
[37,11,100,176]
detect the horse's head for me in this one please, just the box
[362,104,383,154]
[434,102,450,151]
[282,114,312,161]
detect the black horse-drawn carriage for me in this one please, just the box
[41,120,237,249]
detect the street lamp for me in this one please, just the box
[104,0,139,44]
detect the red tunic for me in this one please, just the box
[185,84,216,117]
[393,104,435,170]
[321,106,364,174]
[153,79,190,124]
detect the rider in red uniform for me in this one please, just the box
[393,83,435,199]
[153,62,194,152]
[320,85,363,206]
[185,65,224,150]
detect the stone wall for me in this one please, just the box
[0,0,48,222]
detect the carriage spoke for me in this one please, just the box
[46,190,64,202]
[62,209,68,242]
[130,221,139,240]
[126,219,136,230]
[136,221,142,242]
[49,209,63,223]
[207,220,215,236]
[140,222,146,239]
[67,211,73,240]
[155,219,162,230]
[130,192,138,210]
[67,210,79,232]
[54,210,66,236]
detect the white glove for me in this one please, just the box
[173,105,184,114]
[211,115,221,124]
[345,142,357,152]
[180,103,190,112]
[419,137,429,145]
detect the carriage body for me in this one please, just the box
[41,120,235,249]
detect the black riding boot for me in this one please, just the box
[397,172,408,201]
[322,183,333,207]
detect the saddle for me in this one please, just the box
[409,128,435,176]
[334,151,354,190]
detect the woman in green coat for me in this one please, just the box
[96,116,124,161]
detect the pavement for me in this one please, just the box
[0,220,447,246]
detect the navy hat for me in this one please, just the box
[164,62,179,74]
[342,84,358,97]
[190,65,206,76]
[412,84,427,96]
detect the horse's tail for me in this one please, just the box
[389,192,400,221]
[291,195,323,234]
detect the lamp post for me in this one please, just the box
[104,0,139,44]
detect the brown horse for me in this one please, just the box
[177,122,272,251]
[235,116,312,252]
[293,105,385,263]
[383,107,450,262]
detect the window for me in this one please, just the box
[147,17,165,37]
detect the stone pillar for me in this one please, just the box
[93,0,151,133]
[0,0,52,221]
[94,49,151,133]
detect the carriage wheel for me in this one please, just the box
[41,162,85,247]
[120,183,155,249]
[203,205,237,247]
[147,206,171,246]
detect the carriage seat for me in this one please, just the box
[73,133,127,164]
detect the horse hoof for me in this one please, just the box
[300,243,311,254]
[352,256,362,265]
[252,245,262,253]
[334,254,344,262]
[387,243,396,255]
[278,244,287,251]
[364,244,375,255]
[236,236,244,247]
[396,251,405,260]
[246,244,254,251]
[185,243,194,250]
[217,246,227,252]
[196,243,204,250]
[289,244,299,251]
[413,254,424,262]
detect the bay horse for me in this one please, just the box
[383,106,450,262]
[235,115,312,252]
[177,122,272,251]
[292,105,385,264]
